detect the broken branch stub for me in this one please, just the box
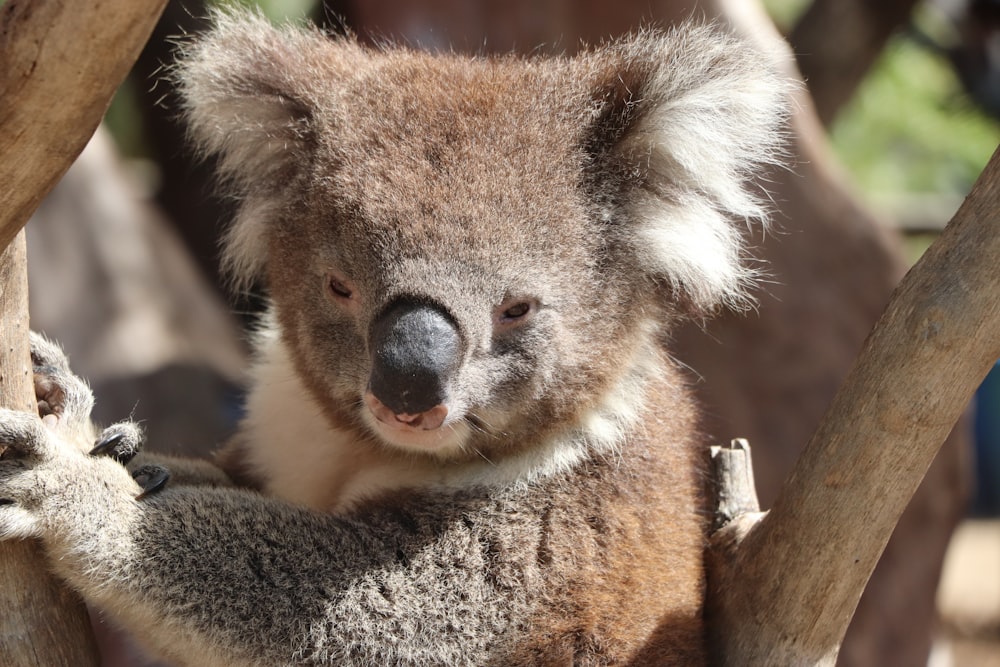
[710,438,762,531]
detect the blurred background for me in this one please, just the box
[27,0,999,665]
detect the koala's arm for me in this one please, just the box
[5,335,522,665]
[0,413,532,667]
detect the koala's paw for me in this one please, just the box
[30,332,94,432]
[0,407,146,544]
[88,423,169,498]
[90,422,145,465]
[131,464,171,500]
[0,409,60,539]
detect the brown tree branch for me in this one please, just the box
[789,0,920,127]
[708,144,1000,664]
[0,0,168,248]
[0,0,166,664]
[0,232,102,665]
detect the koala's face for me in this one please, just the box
[179,13,787,460]
[265,62,640,456]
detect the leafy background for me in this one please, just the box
[767,0,999,230]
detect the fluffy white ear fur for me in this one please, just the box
[174,9,361,289]
[178,13,788,305]
[612,25,790,312]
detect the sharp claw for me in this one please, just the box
[90,432,140,465]
[134,467,170,500]
[90,432,124,457]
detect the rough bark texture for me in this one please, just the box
[708,145,1000,665]
[789,0,921,126]
[0,1,166,664]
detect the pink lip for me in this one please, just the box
[363,393,448,432]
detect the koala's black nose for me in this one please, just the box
[368,299,461,416]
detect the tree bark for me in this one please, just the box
[708,144,1000,664]
[0,232,102,665]
[0,0,166,664]
[0,0,167,246]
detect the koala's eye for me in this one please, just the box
[503,302,531,320]
[327,273,355,301]
[494,298,537,329]
[329,278,352,299]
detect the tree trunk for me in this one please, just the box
[708,144,1000,664]
[0,1,166,664]
[0,232,101,664]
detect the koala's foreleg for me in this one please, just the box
[0,337,525,666]
[0,420,526,667]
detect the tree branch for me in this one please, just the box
[0,1,166,664]
[0,0,168,248]
[709,144,1000,664]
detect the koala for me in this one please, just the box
[0,9,786,667]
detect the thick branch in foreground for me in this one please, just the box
[708,146,1000,664]
[0,1,166,664]
[0,0,168,249]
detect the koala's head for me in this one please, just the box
[178,10,787,461]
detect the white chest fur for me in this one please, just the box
[237,335,444,512]
[239,330,652,513]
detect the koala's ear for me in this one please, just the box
[584,25,790,313]
[175,9,362,287]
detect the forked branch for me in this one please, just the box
[708,144,1000,664]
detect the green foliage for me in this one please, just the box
[763,0,809,31]
[764,0,999,206]
[832,35,1000,200]
[223,0,317,20]
[104,78,148,159]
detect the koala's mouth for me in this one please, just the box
[359,297,469,453]
[364,392,448,430]
[362,391,468,453]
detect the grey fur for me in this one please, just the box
[0,9,789,666]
